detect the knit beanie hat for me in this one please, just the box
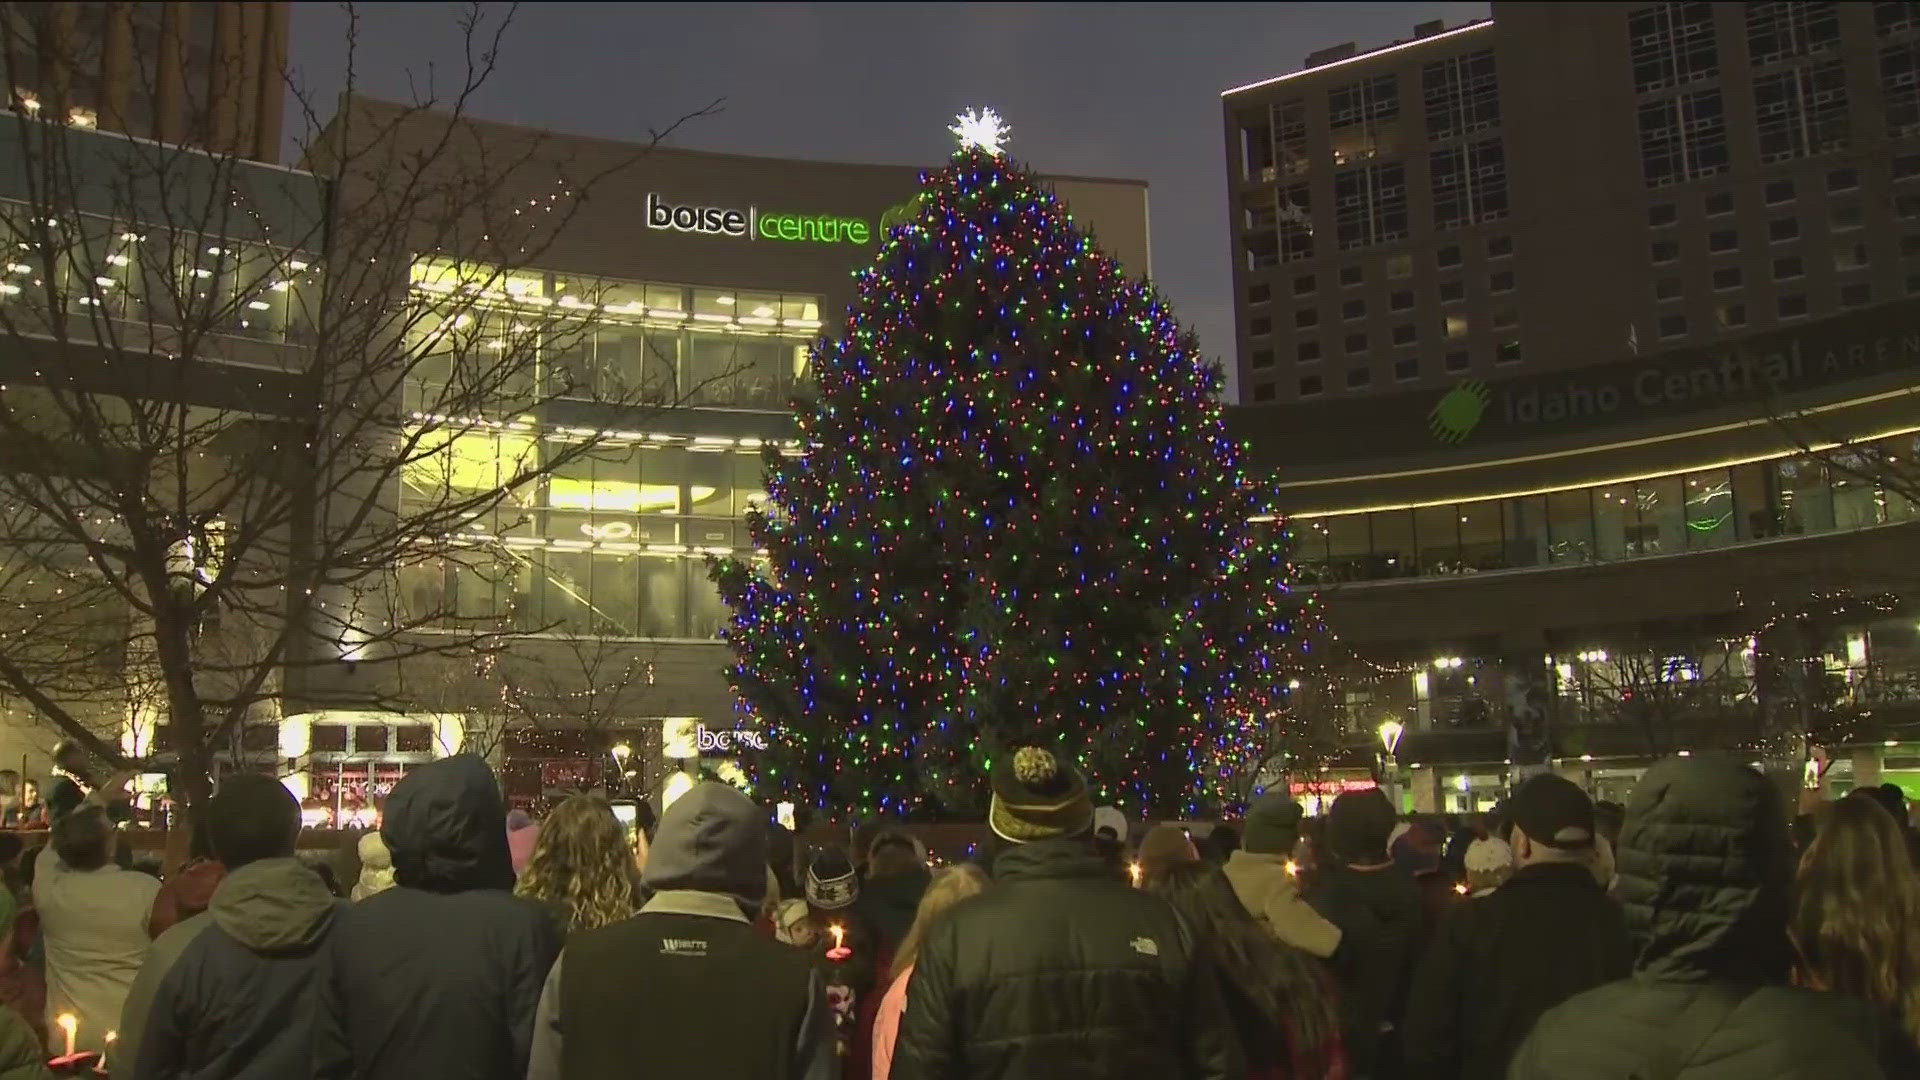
[1326,788,1397,864]
[988,745,1095,843]
[1241,793,1305,856]
[805,847,859,910]
[1464,837,1513,893]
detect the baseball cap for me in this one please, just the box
[1507,773,1596,849]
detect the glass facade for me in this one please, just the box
[1293,435,1920,584]
[0,200,320,344]
[397,434,777,639]
[407,259,820,411]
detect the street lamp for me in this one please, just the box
[610,742,632,796]
[1376,719,1405,810]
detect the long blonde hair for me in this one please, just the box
[890,863,989,980]
[1791,793,1920,1043]
[514,795,639,932]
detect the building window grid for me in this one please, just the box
[1885,41,1920,138]
[1328,74,1401,164]
[1638,90,1730,187]
[1745,2,1841,67]
[1430,138,1510,231]
[1753,61,1850,163]
[1271,100,1310,178]
[1422,50,1500,143]
[1629,2,1720,95]
[1334,162,1410,250]
[1876,2,1920,38]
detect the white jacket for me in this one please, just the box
[34,845,160,1053]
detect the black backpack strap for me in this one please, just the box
[1639,983,1755,1080]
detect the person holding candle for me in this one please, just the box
[524,781,835,1080]
[889,744,1245,1080]
[804,847,879,1079]
[34,805,157,1058]
[119,773,339,1079]
[1222,793,1341,960]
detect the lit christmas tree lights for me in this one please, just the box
[710,115,1313,818]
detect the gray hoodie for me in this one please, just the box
[526,783,835,1080]
[123,857,339,1078]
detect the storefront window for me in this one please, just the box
[1731,462,1780,540]
[1592,485,1629,560]
[1325,514,1370,582]
[1547,489,1594,563]
[1371,510,1416,577]
[1831,467,1881,531]
[1631,476,1684,556]
[1413,504,1459,574]
[1502,495,1546,568]
[1458,504,1504,570]
[1776,457,1834,534]
[1683,468,1736,549]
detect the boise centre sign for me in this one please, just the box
[646,193,870,245]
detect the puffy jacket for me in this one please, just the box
[1306,863,1422,1077]
[126,857,340,1079]
[888,836,1245,1080]
[1221,850,1339,958]
[1510,756,1892,1080]
[315,755,561,1080]
[1401,861,1629,1079]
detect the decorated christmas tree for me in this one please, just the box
[710,111,1308,818]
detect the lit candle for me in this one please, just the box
[57,1014,75,1059]
[1454,882,1469,895]
[1128,861,1142,887]
[826,922,851,961]
[1284,860,1299,877]
[98,1030,114,1073]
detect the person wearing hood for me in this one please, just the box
[316,754,560,1080]
[1306,786,1422,1079]
[525,781,835,1080]
[1222,793,1340,959]
[1511,755,1895,1079]
[889,745,1245,1080]
[1402,773,1630,1080]
[121,773,339,1078]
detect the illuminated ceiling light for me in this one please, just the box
[714,295,735,306]
[750,305,776,318]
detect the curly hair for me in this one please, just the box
[1791,792,1920,1045]
[514,795,639,932]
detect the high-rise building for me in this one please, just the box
[1221,4,1920,812]
[1223,2,1913,405]
[1,1,287,161]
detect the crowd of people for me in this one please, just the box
[0,738,1907,1077]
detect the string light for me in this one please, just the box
[708,139,1316,818]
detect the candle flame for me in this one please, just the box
[829,923,845,949]
[1284,860,1299,877]
[1454,882,1469,895]
[1128,861,1142,886]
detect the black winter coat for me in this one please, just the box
[888,837,1245,1080]
[1306,863,1422,1077]
[315,755,561,1080]
[1401,861,1629,1080]
[1510,756,1893,1080]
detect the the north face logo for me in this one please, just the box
[1130,937,1159,957]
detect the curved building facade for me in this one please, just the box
[1224,4,1920,812]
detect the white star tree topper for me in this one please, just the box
[949,107,1010,156]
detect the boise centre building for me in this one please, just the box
[285,96,1153,816]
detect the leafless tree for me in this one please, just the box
[0,2,719,812]
[1560,644,1757,759]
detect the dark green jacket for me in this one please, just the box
[1509,757,1891,1080]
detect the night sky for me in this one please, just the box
[288,1,1489,399]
